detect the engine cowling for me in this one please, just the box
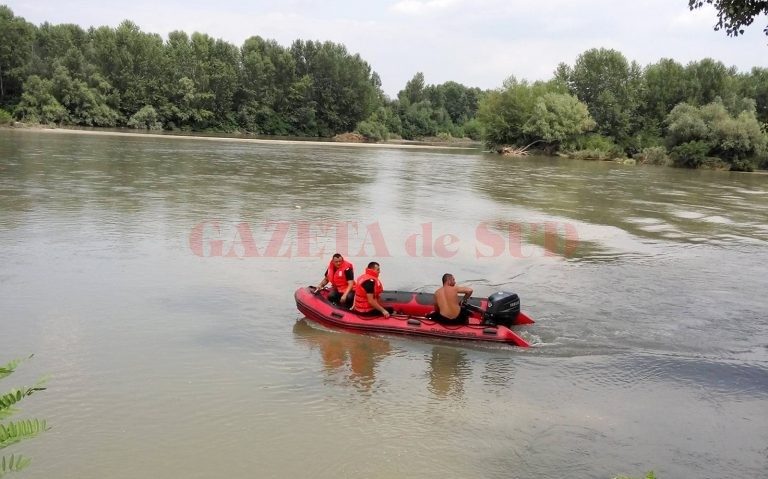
[483,291,520,327]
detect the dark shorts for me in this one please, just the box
[428,306,470,324]
[328,289,354,308]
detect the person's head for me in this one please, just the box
[441,273,455,286]
[367,261,380,272]
[331,253,344,267]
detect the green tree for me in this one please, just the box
[476,77,555,147]
[688,0,768,36]
[14,75,67,124]
[88,21,166,121]
[399,72,426,106]
[684,58,734,106]
[290,40,381,135]
[0,6,35,105]
[49,65,119,126]
[27,23,88,80]
[641,58,688,132]
[666,100,767,169]
[563,48,642,149]
[237,36,296,134]
[127,104,162,129]
[522,92,595,151]
[736,67,768,123]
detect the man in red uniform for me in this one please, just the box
[352,262,391,318]
[315,253,355,308]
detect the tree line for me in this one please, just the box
[1,5,767,170]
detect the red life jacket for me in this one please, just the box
[326,259,354,292]
[353,268,383,313]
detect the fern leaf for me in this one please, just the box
[0,388,38,413]
[0,454,32,477]
[0,419,48,450]
[0,356,33,381]
[0,409,17,421]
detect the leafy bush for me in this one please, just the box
[671,140,711,168]
[568,149,619,161]
[665,100,768,168]
[565,133,622,154]
[522,92,595,149]
[729,158,755,172]
[1,356,48,477]
[355,120,389,142]
[634,146,670,165]
[127,105,162,130]
[0,109,12,125]
[614,472,656,479]
[461,118,484,140]
[563,134,625,160]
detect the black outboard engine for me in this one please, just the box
[483,292,520,327]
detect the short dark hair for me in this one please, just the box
[367,261,380,269]
[332,253,343,260]
[442,273,453,284]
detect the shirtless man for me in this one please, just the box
[432,273,473,324]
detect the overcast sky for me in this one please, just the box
[4,0,767,97]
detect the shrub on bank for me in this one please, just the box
[671,140,710,168]
[568,149,620,161]
[0,108,12,125]
[634,146,670,166]
[127,105,163,130]
[462,118,484,140]
[355,119,389,142]
[563,133,624,158]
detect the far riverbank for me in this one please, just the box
[1,124,479,150]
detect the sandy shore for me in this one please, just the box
[3,125,477,150]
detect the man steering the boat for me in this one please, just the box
[352,262,392,318]
[314,253,355,308]
[430,273,473,324]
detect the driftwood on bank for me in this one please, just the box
[495,140,543,156]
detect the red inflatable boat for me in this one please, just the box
[294,286,535,347]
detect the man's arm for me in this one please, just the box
[367,294,390,317]
[315,274,329,292]
[341,279,354,299]
[341,268,355,299]
[456,286,473,303]
[363,279,389,317]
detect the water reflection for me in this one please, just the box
[426,346,471,399]
[292,319,391,392]
[472,154,768,257]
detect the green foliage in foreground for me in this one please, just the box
[614,472,656,479]
[0,109,11,125]
[0,356,48,478]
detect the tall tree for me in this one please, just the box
[398,72,426,106]
[0,6,35,104]
[565,48,642,148]
[641,58,688,131]
[688,0,768,36]
[290,40,381,135]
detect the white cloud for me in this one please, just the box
[391,0,463,15]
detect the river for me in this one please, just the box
[1,128,767,478]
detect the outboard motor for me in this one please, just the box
[483,291,520,327]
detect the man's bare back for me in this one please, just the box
[434,274,473,320]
